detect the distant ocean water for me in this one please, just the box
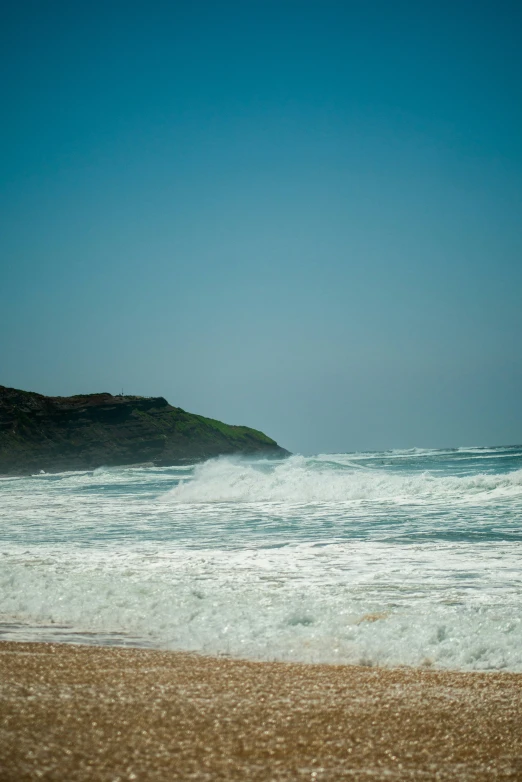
[1,446,521,671]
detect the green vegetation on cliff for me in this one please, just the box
[0,386,289,475]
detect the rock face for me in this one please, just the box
[0,386,289,475]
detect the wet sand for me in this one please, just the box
[1,642,521,781]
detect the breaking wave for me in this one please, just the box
[164,454,522,505]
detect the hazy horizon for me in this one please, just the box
[2,1,521,454]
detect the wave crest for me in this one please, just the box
[164,455,522,504]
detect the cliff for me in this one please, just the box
[0,386,289,475]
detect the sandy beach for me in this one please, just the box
[1,642,521,781]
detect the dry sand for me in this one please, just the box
[1,641,521,781]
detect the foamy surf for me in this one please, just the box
[1,447,521,670]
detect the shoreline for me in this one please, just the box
[1,641,521,781]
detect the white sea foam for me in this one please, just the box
[1,449,521,670]
[1,541,521,670]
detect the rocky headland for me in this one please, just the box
[0,386,289,475]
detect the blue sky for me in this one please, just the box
[2,0,521,453]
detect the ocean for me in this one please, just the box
[1,446,521,671]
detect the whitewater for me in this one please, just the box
[1,446,521,671]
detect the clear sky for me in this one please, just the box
[2,0,521,453]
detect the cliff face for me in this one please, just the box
[0,386,289,475]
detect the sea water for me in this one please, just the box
[1,447,521,671]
